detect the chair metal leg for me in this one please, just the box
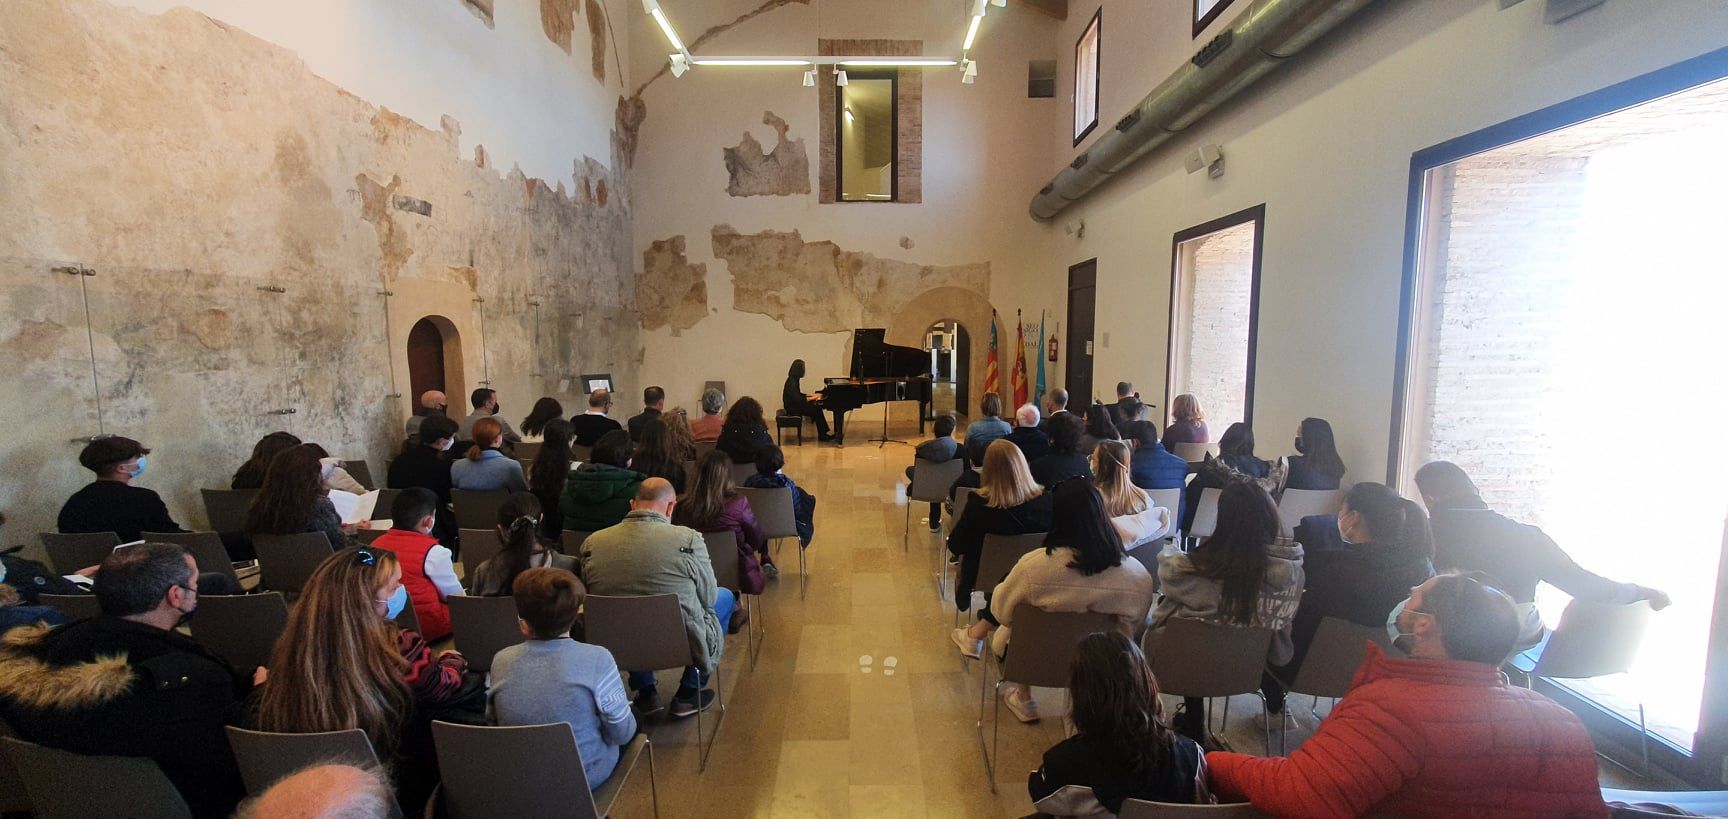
[697,663,727,773]
[975,653,998,793]
[746,595,761,671]
[798,544,807,600]
[1638,703,1649,776]
[647,738,660,819]
[902,502,910,551]
[1259,693,1272,757]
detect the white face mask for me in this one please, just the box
[439,438,453,452]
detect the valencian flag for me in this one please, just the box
[983,310,1000,400]
[1034,310,1047,404]
[1012,310,1029,409]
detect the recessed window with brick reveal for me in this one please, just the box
[1166,205,1263,432]
[1394,72,1728,753]
[819,39,922,204]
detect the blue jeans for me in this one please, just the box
[629,588,737,699]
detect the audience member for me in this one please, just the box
[450,418,528,493]
[1029,632,1209,814]
[1092,439,1173,550]
[368,488,462,641]
[487,568,633,789]
[1161,393,1211,446]
[1150,482,1304,740]
[692,388,726,442]
[661,408,698,462]
[716,396,775,465]
[1267,482,1434,720]
[304,443,368,494]
[0,584,69,634]
[579,479,733,716]
[236,764,394,819]
[1107,381,1145,428]
[947,435,988,506]
[1030,412,1094,487]
[256,547,478,811]
[782,359,835,443]
[626,386,665,443]
[945,440,1053,617]
[570,389,623,448]
[743,444,816,549]
[560,430,646,532]
[1208,573,1608,817]
[1080,399,1123,455]
[907,413,962,531]
[469,493,579,597]
[58,436,187,543]
[456,388,521,445]
[1285,417,1346,490]
[1005,404,1052,462]
[405,390,447,443]
[677,449,773,584]
[1416,460,1669,645]
[1180,422,1278,531]
[231,431,302,490]
[246,443,349,550]
[518,396,564,443]
[633,417,690,494]
[387,415,458,543]
[1123,420,1187,496]
[955,481,1154,723]
[964,393,1012,462]
[0,543,253,817]
[1038,388,1072,434]
[526,418,576,537]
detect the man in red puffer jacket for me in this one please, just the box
[1208,572,1608,818]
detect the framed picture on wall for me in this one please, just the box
[1073,9,1101,145]
[1194,0,1238,37]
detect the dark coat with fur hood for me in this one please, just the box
[0,618,248,817]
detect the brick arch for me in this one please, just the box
[885,287,995,422]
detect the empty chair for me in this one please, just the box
[342,460,376,490]
[201,488,259,535]
[976,606,1113,792]
[1279,617,1396,751]
[1145,619,1275,754]
[1186,488,1223,542]
[224,727,391,809]
[447,595,526,673]
[3,737,191,819]
[38,531,119,575]
[450,490,511,532]
[1511,598,1655,769]
[252,533,333,596]
[1276,488,1341,537]
[431,721,654,819]
[190,593,289,671]
[142,531,238,584]
[904,458,965,550]
[704,531,760,669]
[459,528,505,580]
[584,594,724,771]
[736,486,806,597]
[1171,442,1220,463]
[37,594,100,621]
[1120,799,1270,818]
[560,530,596,556]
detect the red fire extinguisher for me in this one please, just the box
[1048,332,1059,362]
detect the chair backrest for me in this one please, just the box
[1532,599,1653,680]
[459,528,506,580]
[1287,617,1392,700]
[447,595,527,672]
[1145,488,1182,525]
[693,441,717,460]
[342,460,376,490]
[729,461,757,486]
[1120,799,1270,818]
[704,531,742,593]
[736,486,798,541]
[560,530,595,556]
[999,605,1115,688]
[570,444,593,463]
[225,726,382,796]
[201,488,259,535]
[252,533,334,595]
[1277,488,1342,537]
[682,460,698,490]
[1125,540,1162,582]
[37,594,101,621]
[1172,442,1220,463]
[1146,618,1273,699]
[190,592,289,670]
[908,458,965,503]
[954,487,978,522]
[394,595,422,633]
[38,532,119,575]
[373,488,402,523]
[512,441,543,464]
[431,721,598,819]
[450,490,511,532]
[0,717,31,813]
[975,533,1048,596]
[3,736,191,819]
[355,528,387,545]
[583,593,692,672]
[141,531,237,582]
[1188,488,1223,539]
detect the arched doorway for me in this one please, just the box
[925,320,970,418]
[407,316,463,402]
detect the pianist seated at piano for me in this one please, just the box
[817,330,936,445]
[783,360,835,443]
[717,396,776,465]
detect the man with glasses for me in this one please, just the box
[0,543,258,817]
[1207,572,1608,817]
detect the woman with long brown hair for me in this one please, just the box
[245,443,348,550]
[450,417,527,492]
[527,418,575,537]
[673,448,768,590]
[633,418,690,494]
[660,409,698,463]
[1092,439,1173,550]
[231,431,301,489]
[518,396,564,442]
[469,492,579,597]
[1028,631,1209,813]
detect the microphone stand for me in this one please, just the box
[869,349,907,448]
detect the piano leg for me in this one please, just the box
[832,409,847,445]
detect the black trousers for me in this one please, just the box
[800,406,831,439]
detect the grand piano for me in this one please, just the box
[819,329,934,444]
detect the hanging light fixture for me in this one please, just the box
[835,68,849,87]
[802,69,816,87]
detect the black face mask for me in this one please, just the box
[492,404,502,416]
[1294,437,1306,454]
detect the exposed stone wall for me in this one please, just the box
[0,0,637,548]
[724,112,812,197]
[636,236,709,335]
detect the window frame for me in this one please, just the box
[1073,8,1102,147]
[834,68,900,204]
[1192,0,1238,38]
[1164,203,1266,430]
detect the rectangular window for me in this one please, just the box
[1073,10,1101,145]
[1395,71,1728,752]
[836,70,898,202]
[1193,0,1238,37]
[1167,205,1263,432]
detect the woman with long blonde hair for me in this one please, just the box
[1093,440,1173,550]
[946,440,1054,634]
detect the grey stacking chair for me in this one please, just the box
[1120,799,1271,817]
[190,592,289,671]
[450,490,511,531]
[1510,598,1655,771]
[728,461,757,486]
[705,530,761,670]
[143,531,239,584]
[447,595,526,672]
[1186,487,1223,543]
[1145,619,1275,754]
[3,737,190,819]
[1276,488,1341,538]
[941,488,980,602]
[38,594,100,621]
[252,532,333,596]
[975,606,1113,792]
[224,727,400,818]
[1145,487,1183,540]
[431,722,655,819]
[38,531,119,574]
[459,528,504,582]
[584,593,724,771]
[736,486,805,597]
[342,460,376,490]
[1280,617,1397,752]
[904,458,964,550]
[201,488,258,535]
[974,533,1046,600]
[561,530,597,556]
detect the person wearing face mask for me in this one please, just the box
[1208,573,1608,817]
[58,435,187,543]
[1283,417,1347,491]
[0,543,260,817]
[387,415,459,544]
[369,488,463,640]
[255,546,478,811]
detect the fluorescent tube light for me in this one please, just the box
[648,6,684,52]
[692,58,812,66]
[838,59,960,67]
[963,15,983,51]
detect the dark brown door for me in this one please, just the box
[407,317,447,400]
[1065,260,1097,405]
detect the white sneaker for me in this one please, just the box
[1003,687,1041,724]
[1254,710,1297,730]
[950,627,983,659]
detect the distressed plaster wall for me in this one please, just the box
[0,0,636,549]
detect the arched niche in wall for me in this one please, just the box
[885,287,994,424]
[386,279,482,426]
[407,315,464,403]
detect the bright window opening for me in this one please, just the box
[1168,207,1263,432]
[1073,11,1101,144]
[837,72,897,202]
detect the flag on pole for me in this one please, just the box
[1034,310,1047,404]
[1012,310,1029,409]
[983,310,1000,401]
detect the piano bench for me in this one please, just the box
[775,410,805,446]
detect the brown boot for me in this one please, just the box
[728,605,751,634]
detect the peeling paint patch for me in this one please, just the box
[356,173,413,281]
[636,235,707,335]
[540,0,579,54]
[586,0,607,82]
[724,111,811,197]
[392,195,432,216]
[461,0,495,28]
[615,95,646,168]
[370,107,416,148]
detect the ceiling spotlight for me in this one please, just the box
[962,59,978,84]
[669,52,690,78]
[835,68,849,87]
[802,69,816,87]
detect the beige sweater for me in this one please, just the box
[989,546,1156,655]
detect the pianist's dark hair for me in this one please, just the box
[788,360,806,379]
[726,396,766,429]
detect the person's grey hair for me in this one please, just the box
[94,543,192,618]
[1015,404,1041,427]
[233,763,394,819]
[701,387,725,415]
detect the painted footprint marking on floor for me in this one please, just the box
[882,656,898,677]
[859,654,873,674]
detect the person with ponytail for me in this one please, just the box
[1029,631,1209,814]
[527,418,576,538]
[450,417,527,492]
[370,488,464,640]
[469,492,580,598]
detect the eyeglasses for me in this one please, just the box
[354,547,379,567]
[173,583,198,597]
